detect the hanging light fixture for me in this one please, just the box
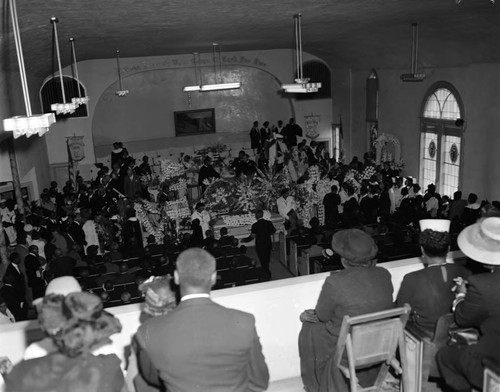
[199,43,241,92]
[183,52,202,92]
[50,17,77,115]
[282,13,321,93]
[69,37,89,107]
[400,23,426,82]
[115,50,129,97]
[2,0,56,138]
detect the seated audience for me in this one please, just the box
[298,229,393,392]
[436,217,500,392]
[396,219,471,336]
[135,248,269,392]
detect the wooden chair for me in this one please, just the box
[335,304,411,392]
[404,313,455,391]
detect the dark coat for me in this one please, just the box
[437,268,500,391]
[299,266,394,392]
[396,263,471,336]
[136,297,269,392]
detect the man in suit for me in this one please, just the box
[2,253,27,321]
[282,117,303,149]
[136,248,269,392]
[24,245,47,301]
[198,157,220,194]
[249,210,276,280]
[436,217,500,392]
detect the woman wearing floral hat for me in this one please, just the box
[4,292,125,392]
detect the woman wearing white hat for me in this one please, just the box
[436,217,500,392]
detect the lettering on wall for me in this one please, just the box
[122,56,267,75]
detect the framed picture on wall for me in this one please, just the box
[174,108,216,137]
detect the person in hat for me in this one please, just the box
[5,292,124,392]
[396,219,471,336]
[298,229,394,392]
[126,275,178,392]
[436,217,500,392]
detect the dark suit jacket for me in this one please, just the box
[136,297,269,392]
[0,284,23,321]
[454,268,500,361]
[251,219,276,249]
[5,263,26,299]
[68,221,86,248]
[198,164,220,186]
[396,263,471,336]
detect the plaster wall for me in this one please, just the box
[44,49,333,176]
[342,63,500,200]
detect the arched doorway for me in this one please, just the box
[419,82,465,197]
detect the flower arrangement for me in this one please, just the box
[163,197,191,220]
[195,143,228,159]
[135,201,164,243]
[159,159,186,182]
[204,178,235,212]
[233,175,259,212]
[222,213,255,227]
[360,165,377,180]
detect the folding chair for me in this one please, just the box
[335,304,411,392]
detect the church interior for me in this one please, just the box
[1,0,500,391]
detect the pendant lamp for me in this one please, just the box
[115,50,129,97]
[2,0,56,138]
[69,37,89,106]
[282,13,321,93]
[50,17,77,114]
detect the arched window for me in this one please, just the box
[40,76,88,119]
[420,82,464,197]
[294,60,331,100]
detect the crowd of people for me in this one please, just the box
[0,133,499,392]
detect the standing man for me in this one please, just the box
[136,248,269,392]
[24,245,47,301]
[198,157,220,194]
[191,202,211,239]
[250,121,261,153]
[282,117,303,149]
[250,210,276,280]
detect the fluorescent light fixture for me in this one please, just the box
[3,113,56,139]
[69,38,89,106]
[183,85,201,92]
[200,82,241,91]
[282,82,322,93]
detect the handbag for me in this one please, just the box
[447,325,480,347]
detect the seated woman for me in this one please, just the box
[396,219,471,337]
[298,229,394,392]
[5,291,124,392]
[437,217,500,392]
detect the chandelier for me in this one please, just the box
[2,0,56,138]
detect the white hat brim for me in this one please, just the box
[458,221,500,265]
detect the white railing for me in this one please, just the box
[0,251,465,383]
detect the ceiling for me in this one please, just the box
[1,0,500,83]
